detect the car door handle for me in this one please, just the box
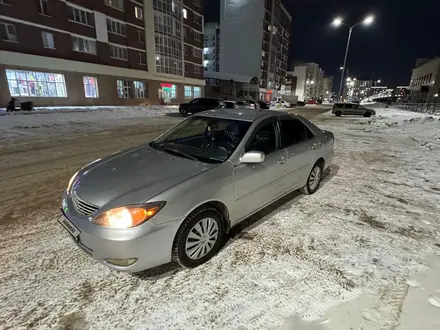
[278,157,286,164]
[310,143,320,149]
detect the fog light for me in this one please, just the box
[105,258,138,267]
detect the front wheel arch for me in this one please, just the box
[183,201,230,233]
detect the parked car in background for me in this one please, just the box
[332,103,376,117]
[224,101,237,109]
[59,109,334,273]
[307,99,317,105]
[179,98,225,115]
[281,95,298,106]
[246,100,260,109]
[275,100,291,108]
[236,100,254,109]
[258,100,270,109]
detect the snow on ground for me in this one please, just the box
[0,105,440,329]
[0,105,179,140]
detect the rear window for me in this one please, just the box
[335,103,344,107]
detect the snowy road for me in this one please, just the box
[0,105,440,329]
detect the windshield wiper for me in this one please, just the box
[149,141,163,151]
[160,146,199,161]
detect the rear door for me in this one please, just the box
[279,116,321,189]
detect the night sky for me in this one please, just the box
[205,0,440,91]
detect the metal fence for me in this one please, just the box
[395,102,439,115]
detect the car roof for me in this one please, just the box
[195,108,291,122]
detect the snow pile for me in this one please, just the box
[0,106,440,329]
[0,106,179,140]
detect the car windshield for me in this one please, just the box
[151,116,252,163]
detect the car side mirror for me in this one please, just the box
[240,150,265,164]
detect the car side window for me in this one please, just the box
[245,122,278,155]
[280,119,314,147]
[344,103,353,109]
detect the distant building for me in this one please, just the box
[204,71,259,100]
[285,67,306,101]
[203,22,220,72]
[322,76,333,98]
[219,0,292,101]
[285,62,324,101]
[343,79,376,101]
[408,57,440,103]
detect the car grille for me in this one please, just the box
[72,192,99,217]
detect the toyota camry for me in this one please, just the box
[59,109,334,273]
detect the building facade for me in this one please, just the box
[408,57,440,103]
[321,76,333,99]
[343,79,373,101]
[284,62,324,101]
[219,0,291,101]
[204,71,259,100]
[203,22,219,72]
[0,0,205,106]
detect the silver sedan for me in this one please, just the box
[59,109,334,273]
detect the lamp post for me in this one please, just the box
[333,15,375,101]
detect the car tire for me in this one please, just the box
[172,206,225,268]
[363,112,372,117]
[301,161,323,195]
[179,108,188,115]
[335,111,342,117]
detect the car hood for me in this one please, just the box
[73,145,215,208]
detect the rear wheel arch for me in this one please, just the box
[316,157,325,171]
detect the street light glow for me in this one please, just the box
[340,66,344,70]
[363,15,375,25]
[332,17,342,27]
[377,79,381,83]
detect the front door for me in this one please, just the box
[232,119,288,222]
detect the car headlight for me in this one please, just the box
[91,202,166,229]
[67,171,79,192]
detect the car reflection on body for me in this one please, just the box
[58,109,334,273]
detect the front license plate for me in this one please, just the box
[58,216,81,239]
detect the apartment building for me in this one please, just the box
[203,22,219,72]
[285,62,324,101]
[0,0,205,106]
[408,57,440,103]
[219,0,291,101]
[322,76,333,98]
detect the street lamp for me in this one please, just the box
[333,15,375,101]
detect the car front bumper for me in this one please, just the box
[58,193,182,273]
